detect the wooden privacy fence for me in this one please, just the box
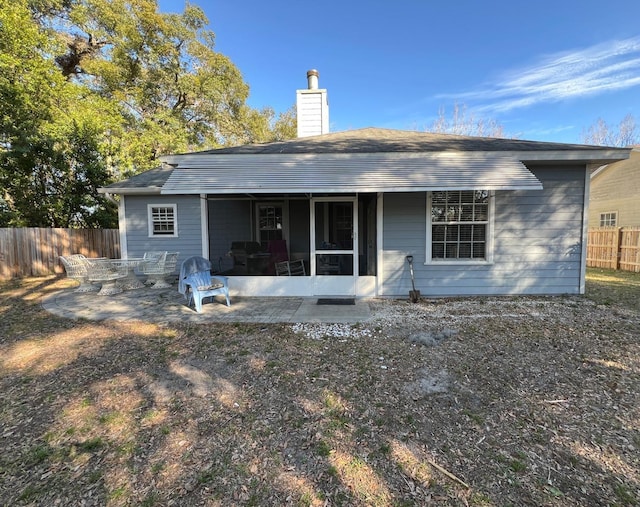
[0,228,120,279]
[587,227,640,272]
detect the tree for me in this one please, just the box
[231,105,297,145]
[581,114,639,147]
[428,103,507,138]
[271,106,297,141]
[0,0,295,227]
[0,0,118,227]
[59,0,292,171]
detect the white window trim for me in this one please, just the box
[425,190,495,265]
[147,203,178,238]
[599,211,617,227]
[254,201,288,244]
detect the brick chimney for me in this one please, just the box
[296,69,329,137]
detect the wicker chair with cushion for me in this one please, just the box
[184,270,230,313]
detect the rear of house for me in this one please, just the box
[100,73,630,298]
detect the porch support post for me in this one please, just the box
[200,194,209,259]
[309,198,316,276]
[376,192,384,297]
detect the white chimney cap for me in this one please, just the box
[307,69,319,90]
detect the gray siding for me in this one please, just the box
[382,166,586,296]
[123,195,202,271]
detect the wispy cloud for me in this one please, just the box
[438,37,640,114]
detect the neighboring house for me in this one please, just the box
[99,71,630,298]
[589,147,640,228]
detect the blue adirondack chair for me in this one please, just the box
[184,270,230,312]
[178,256,212,300]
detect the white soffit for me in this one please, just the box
[160,153,543,194]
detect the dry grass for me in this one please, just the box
[0,270,638,506]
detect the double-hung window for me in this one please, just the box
[148,204,177,237]
[428,190,492,262]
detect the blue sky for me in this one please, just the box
[160,0,640,143]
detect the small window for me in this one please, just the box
[257,203,283,243]
[148,204,177,237]
[599,212,617,227]
[429,190,491,262]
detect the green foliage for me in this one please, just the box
[0,0,295,227]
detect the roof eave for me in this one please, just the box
[98,187,163,195]
[159,184,544,195]
[517,149,631,164]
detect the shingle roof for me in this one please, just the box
[187,127,615,155]
[104,166,173,191]
[100,128,630,194]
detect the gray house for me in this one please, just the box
[100,73,630,298]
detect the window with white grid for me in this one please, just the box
[429,190,491,261]
[599,212,617,227]
[148,204,177,237]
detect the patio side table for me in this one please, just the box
[87,259,128,295]
[109,258,146,290]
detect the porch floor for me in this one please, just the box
[42,282,372,324]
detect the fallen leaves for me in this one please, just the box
[0,276,639,506]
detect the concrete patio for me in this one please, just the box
[42,283,373,324]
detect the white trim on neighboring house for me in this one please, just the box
[580,168,590,295]
[590,164,609,179]
[598,211,618,227]
[118,196,128,259]
[200,194,209,258]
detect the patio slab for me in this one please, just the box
[42,284,372,324]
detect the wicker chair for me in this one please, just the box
[184,270,230,312]
[59,254,101,292]
[141,251,179,288]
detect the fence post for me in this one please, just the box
[614,227,622,270]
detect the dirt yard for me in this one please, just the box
[0,270,638,506]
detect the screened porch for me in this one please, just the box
[206,193,378,280]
